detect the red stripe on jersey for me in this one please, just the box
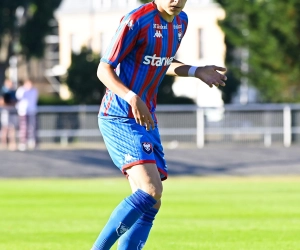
[127,24,150,117]
[117,3,155,64]
[146,67,166,107]
[125,3,155,90]
[166,22,174,60]
[146,22,175,107]
[103,92,114,116]
[138,15,163,109]
[128,24,150,91]
[106,25,126,63]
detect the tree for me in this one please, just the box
[139,0,151,3]
[0,0,62,87]
[65,47,105,105]
[215,0,300,103]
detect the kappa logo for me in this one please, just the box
[137,241,145,249]
[124,153,134,163]
[124,19,134,30]
[116,222,129,236]
[142,142,153,154]
[154,30,163,38]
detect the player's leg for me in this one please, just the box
[91,163,161,250]
[117,122,167,249]
[27,114,37,149]
[0,126,8,148]
[91,117,166,250]
[117,176,161,250]
[18,115,27,151]
[1,111,9,148]
[7,124,17,151]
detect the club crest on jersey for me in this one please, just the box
[116,222,129,236]
[124,19,134,30]
[178,30,183,42]
[154,30,163,38]
[142,142,153,154]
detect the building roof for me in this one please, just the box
[56,0,215,16]
[56,0,139,15]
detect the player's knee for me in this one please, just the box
[153,199,162,210]
[142,183,163,201]
[152,190,162,201]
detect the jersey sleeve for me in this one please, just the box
[101,14,140,68]
[181,11,189,38]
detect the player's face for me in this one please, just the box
[155,0,187,22]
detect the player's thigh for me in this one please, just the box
[126,163,163,201]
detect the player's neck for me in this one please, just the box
[153,1,174,22]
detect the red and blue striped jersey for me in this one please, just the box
[99,1,188,119]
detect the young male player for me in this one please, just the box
[92,0,227,249]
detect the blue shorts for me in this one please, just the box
[98,116,168,181]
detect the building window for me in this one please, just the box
[198,28,203,59]
[118,0,127,8]
[100,0,111,8]
[100,32,111,55]
[117,0,137,7]
[71,34,81,54]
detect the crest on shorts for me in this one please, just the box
[141,142,153,154]
[116,222,129,236]
[137,241,145,249]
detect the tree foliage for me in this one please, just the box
[0,0,61,87]
[139,0,151,3]
[215,0,300,103]
[65,47,105,105]
[19,0,62,59]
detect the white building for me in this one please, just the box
[55,0,226,107]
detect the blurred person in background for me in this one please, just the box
[92,0,227,249]
[16,79,39,151]
[0,78,18,151]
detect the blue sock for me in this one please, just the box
[91,189,157,250]
[117,207,159,250]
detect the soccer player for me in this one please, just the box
[0,78,17,151]
[92,0,227,249]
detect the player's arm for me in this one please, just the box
[166,59,227,88]
[97,62,155,130]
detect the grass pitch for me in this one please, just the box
[1,177,300,250]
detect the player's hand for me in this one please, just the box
[195,65,227,88]
[129,95,155,131]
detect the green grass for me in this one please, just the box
[1,177,300,250]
